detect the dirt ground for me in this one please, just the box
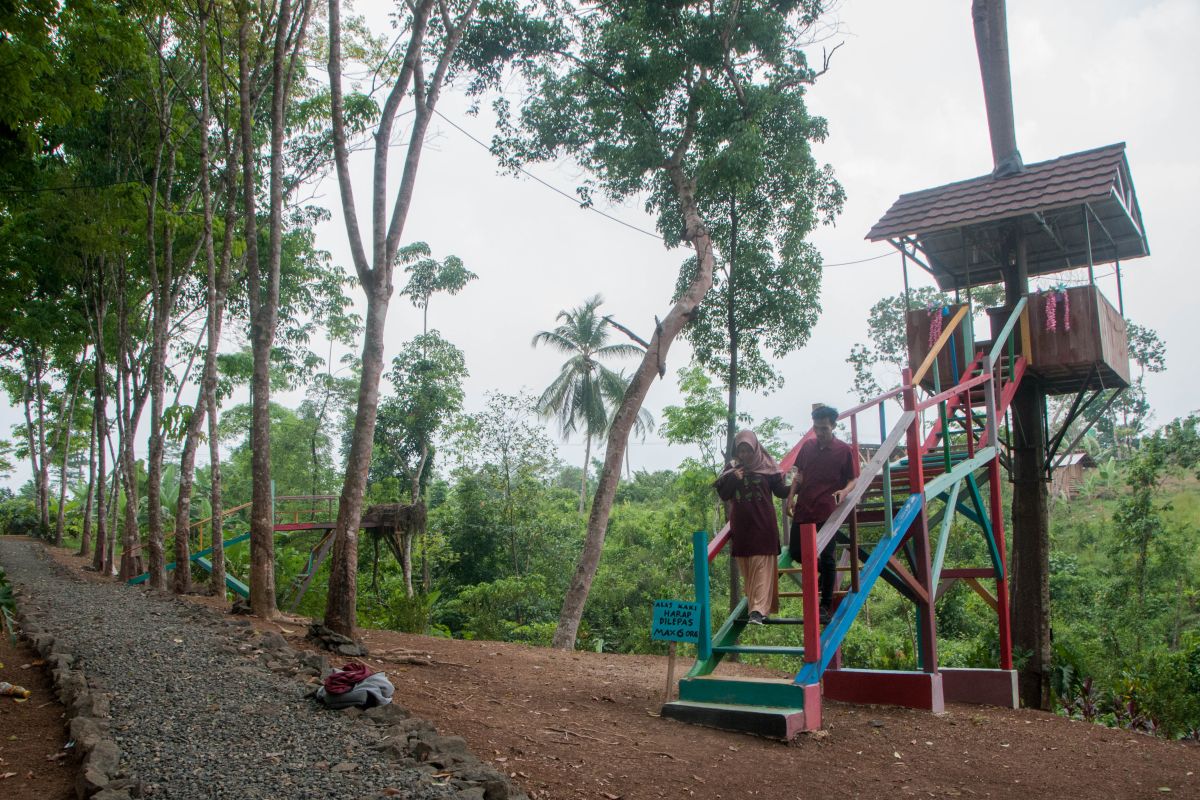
[0,627,75,799]
[41,544,1200,800]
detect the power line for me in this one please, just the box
[432,108,899,269]
[432,108,664,241]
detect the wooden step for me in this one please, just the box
[713,644,807,656]
[660,700,813,739]
[778,589,848,599]
[777,566,853,574]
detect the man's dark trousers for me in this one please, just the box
[789,522,837,610]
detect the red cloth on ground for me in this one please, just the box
[324,662,374,695]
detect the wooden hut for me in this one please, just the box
[1051,452,1096,499]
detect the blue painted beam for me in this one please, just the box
[796,493,925,685]
[965,473,1004,576]
[127,531,252,586]
[193,557,250,598]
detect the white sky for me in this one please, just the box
[3,0,1198,487]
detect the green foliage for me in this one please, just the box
[661,365,735,470]
[372,332,468,496]
[532,295,644,443]
[0,564,16,642]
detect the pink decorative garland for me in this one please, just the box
[928,305,943,348]
[1044,289,1070,332]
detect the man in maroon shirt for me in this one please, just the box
[788,404,856,623]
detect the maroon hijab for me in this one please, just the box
[726,429,780,477]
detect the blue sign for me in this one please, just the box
[651,600,700,643]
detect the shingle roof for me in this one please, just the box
[865,143,1149,290]
[867,143,1127,241]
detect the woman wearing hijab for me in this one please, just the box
[714,430,791,624]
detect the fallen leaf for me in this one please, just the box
[0,772,17,780]
[894,751,902,759]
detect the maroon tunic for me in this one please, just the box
[715,471,790,557]
[792,437,855,524]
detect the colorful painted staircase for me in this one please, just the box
[663,299,1032,737]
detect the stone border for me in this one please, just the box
[11,544,527,800]
[15,601,137,799]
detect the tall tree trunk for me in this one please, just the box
[326,290,391,632]
[80,408,96,556]
[208,104,240,601]
[241,0,313,618]
[207,386,226,597]
[105,448,120,576]
[172,2,218,595]
[143,55,171,588]
[54,349,87,546]
[115,261,148,582]
[725,194,741,616]
[20,362,42,529]
[1005,234,1051,710]
[239,0,272,616]
[34,351,51,531]
[579,436,591,514]
[552,165,715,650]
[90,266,109,570]
[323,0,474,637]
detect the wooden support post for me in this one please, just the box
[664,642,677,703]
[800,522,820,665]
[1115,259,1125,317]
[903,368,938,674]
[1083,204,1095,285]
[990,457,1013,669]
[692,531,712,662]
[849,415,860,593]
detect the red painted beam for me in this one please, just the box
[823,668,945,712]
[941,668,1018,708]
[941,567,997,579]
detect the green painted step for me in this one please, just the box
[679,676,809,707]
[713,644,806,656]
[660,700,811,739]
[194,557,250,598]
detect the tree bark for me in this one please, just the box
[34,352,51,532]
[143,25,175,590]
[322,0,474,637]
[20,361,43,531]
[54,349,87,546]
[90,264,108,570]
[725,193,740,617]
[240,0,313,618]
[325,287,390,633]
[80,407,96,556]
[579,436,591,514]
[1003,233,1051,710]
[552,164,715,650]
[172,2,217,595]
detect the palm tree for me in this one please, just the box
[533,295,643,511]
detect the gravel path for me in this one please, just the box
[0,539,462,800]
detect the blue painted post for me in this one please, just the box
[692,531,712,662]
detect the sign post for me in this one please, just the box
[652,599,700,702]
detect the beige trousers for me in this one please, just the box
[736,555,780,616]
